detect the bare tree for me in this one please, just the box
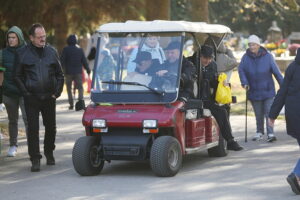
[0,0,143,52]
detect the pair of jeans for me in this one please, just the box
[65,74,83,107]
[3,95,28,146]
[24,96,56,160]
[250,97,274,135]
[293,138,300,177]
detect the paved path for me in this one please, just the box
[0,96,299,200]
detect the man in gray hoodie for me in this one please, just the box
[0,26,28,157]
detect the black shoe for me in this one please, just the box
[227,140,243,151]
[31,159,40,172]
[287,173,300,195]
[69,105,74,110]
[46,154,55,165]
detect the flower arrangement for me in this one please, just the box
[264,39,287,57]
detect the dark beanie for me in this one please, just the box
[200,45,214,58]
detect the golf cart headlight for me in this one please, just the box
[92,119,106,128]
[143,120,157,128]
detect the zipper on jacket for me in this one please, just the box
[39,58,45,93]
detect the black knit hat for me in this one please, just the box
[200,45,214,58]
[133,51,152,64]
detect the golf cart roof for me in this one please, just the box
[98,20,232,34]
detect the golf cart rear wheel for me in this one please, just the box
[150,136,182,177]
[72,136,104,176]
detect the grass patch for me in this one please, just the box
[230,69,254,116]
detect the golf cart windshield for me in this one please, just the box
[91,32,183,103]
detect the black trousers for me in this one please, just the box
[24,96,57,161]
[205,102,234,142]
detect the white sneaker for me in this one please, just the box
[267,133,277,142]
[252,132,263,141]
[7,146,17,157]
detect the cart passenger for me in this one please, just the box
[95,39,116,90]
[127,35,166,73]
[196,45,243,151]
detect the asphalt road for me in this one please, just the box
[0,98,299,200]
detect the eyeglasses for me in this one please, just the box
[34,35,46,40]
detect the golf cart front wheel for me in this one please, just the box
[72,136,104,176]
[150,136,182,177]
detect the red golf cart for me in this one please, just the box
[72,20,232,177]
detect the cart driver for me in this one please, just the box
[156,41,196,99]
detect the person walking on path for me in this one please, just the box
[268,48,300,195]
[238,34,283,142]
[0,26,28,157]
[15,23,64,172]
[61,34,90,110]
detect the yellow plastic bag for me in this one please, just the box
[215,73,232,104]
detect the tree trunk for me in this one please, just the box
[52,4,68,53]
[146,0,170,20]
[189,0,209,22]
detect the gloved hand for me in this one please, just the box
[179,97,187,103]
[242,85,250,90]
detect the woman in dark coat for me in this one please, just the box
[269,48,300,195]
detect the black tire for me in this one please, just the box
[72,136,104,176]
[150,136,182,177]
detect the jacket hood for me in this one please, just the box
[67,34,78,45]
[295,48,300,65]
[6,26,25,47]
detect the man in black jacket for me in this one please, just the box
[61,34,90,110]
[15,23,64,172]
[156,41,196,99]
[199,45,243,151]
